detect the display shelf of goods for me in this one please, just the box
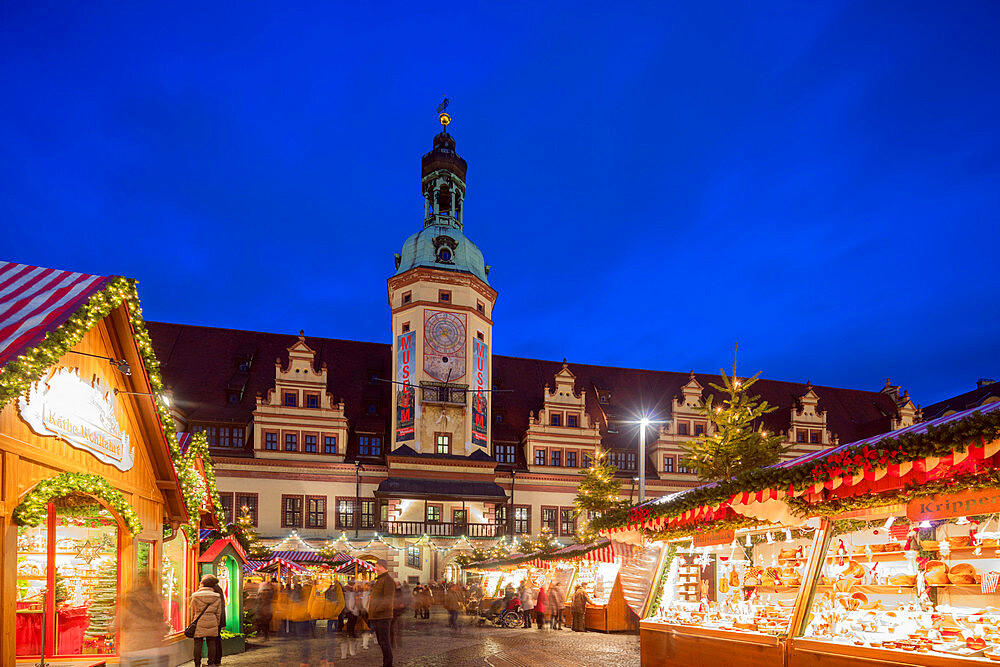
[800,515,1000,660]
[83,559,117,648]
[647,526,813,637]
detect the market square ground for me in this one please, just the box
[179,610,639,666]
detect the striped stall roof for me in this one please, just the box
[335,557,376,574]
[271,550,326,562]
[0,261,113,369]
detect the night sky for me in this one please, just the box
[2,2,998,407]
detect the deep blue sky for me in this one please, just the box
[2,2,998,407]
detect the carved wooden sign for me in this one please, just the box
[907,489,1000,522]
[692,529,735,548]
[18,367,134,471]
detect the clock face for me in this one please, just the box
[423,310,467,382]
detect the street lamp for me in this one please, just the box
[624,415,663,504]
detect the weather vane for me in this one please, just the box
[436,96,450,129]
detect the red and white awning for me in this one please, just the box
[0,261,113,369]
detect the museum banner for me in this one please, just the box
[396,331,415,442]
[472,338,488,446]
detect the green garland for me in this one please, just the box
[599,407,1000,533]
[12,472,142,535]
[0,278,228,536]
[647,544,678,618]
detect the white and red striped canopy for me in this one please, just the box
[0,261,113,369]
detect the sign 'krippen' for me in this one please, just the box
[18,367,135,471]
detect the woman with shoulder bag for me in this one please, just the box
[188,575,224,667]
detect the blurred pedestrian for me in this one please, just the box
[391,581,411,649]
[445,583,462,630]
[254,579,274,642]
[117,577,169,667]
[520,582,535,628]
[189,575,224,667]
[341,580,359,659]
[535,584,548,630]
[358,581,372,650]
[549,582,565,630]
[369,559,396,667]
[571,585,588,632]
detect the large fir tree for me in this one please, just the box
[680,350,790,481]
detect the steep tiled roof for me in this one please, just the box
[923,382,1000,420]
[146,322,901,469]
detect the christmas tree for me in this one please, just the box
[233,505,271,559]
[522,525,560,553]
[574,446,628,543]
[85,558,118,646]
[680,349,790,481]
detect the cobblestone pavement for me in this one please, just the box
[179,611,639,667]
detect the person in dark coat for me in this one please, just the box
[255,579,274,642]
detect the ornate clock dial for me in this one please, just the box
[423,310,467,381]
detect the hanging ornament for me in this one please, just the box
[957,516,971,526]
[919,520,932,529]
[883,516,896,531]
[766,532,774,545]
[745,534,752,547]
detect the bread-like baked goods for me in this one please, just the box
[951,562,976,576]
[949,573,977,585]
[890,574,917,586]
[924,560,950,585]
[948,536,971,548]
[779,548,798,560]
[729,570,739,587]
[921,540,939,551]
[843,560,866,578]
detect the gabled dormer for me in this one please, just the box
[892,390,918,429]
[253,331,348,461]
[788,383,830,450]
[525,361,600,472]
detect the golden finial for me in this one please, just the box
[436,96,450,129]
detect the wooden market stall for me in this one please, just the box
[602,400,1000,666]
[465,538,637,632]
[0,261,222,667]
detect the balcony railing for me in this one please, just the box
[420,382,467,405]
[380,521,499,538]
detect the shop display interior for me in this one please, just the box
[801,514,1000,660]
[16,496,119,656]
[649,524,814,636]
[574,560,620,605]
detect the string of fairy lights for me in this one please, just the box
[268,529,562,556]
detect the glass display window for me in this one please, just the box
[573,561,620,605]
[15,494,120,657]
[162,530,188,633]
[649,524,817,636]
[799,512,1000,659]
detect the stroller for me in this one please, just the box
[477,596,522,628]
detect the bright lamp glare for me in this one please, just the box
[639,417,650,428]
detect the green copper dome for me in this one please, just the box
[394,224,489,283]
[393,129,489,284]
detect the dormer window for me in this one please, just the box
[599,392,610,404]
[437,247,452,263]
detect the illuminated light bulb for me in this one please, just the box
[745,535,752,547]
[919,520,932,529]
[957,516,971,526]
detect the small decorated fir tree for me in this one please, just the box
[233,505,271,559]
[574,446,628,543]
[522,525,560,553]
[85,559,118,645]
[680,349,790,481]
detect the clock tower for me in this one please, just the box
[388,116,497,458]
